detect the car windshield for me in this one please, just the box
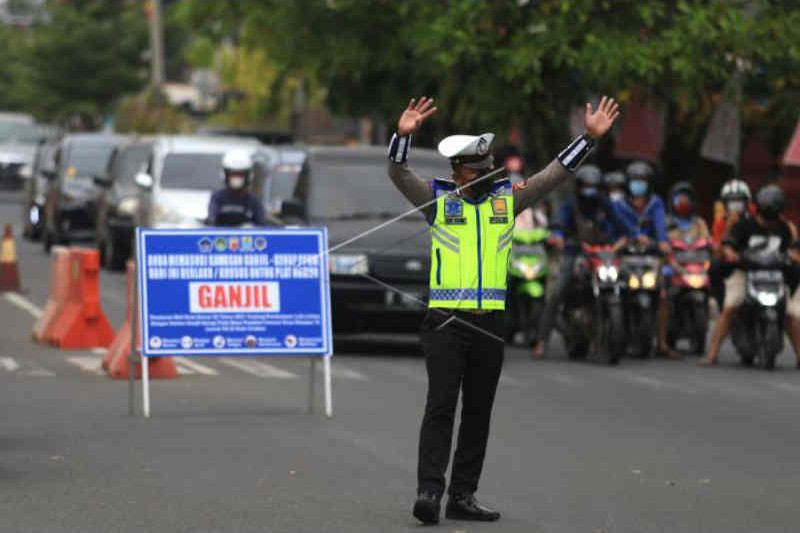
[117,145,152,185]
[66,144,116,177]
[306,154,449,220]
[0,121,40,143]
[160,153,223,190]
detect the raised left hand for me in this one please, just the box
[585,96,620,140]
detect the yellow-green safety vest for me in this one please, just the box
[428,179,515,310]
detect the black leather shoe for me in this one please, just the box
[412,491,442,524]
[445,493,500,521]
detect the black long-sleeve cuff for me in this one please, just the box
[558,134,595,172]
[388,133,412,164]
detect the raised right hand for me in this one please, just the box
[397,96,437,136]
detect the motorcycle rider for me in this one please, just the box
[709,180,752,308]
[656,181,711,357]
[531,164,626,358]
[611,161,670,254]
[700,185,800,367]
[603,170,627,202]
[207,149,267,227]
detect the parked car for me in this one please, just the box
[272,145,450,336]
[22,138,59,240]
[42,133,129,251]
[0,113,41,189]
[131,135,273,229]
[94,138,154,269]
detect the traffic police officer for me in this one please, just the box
[387,96,620,524]
[207,149,266,226]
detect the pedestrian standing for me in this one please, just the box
[386,95,620,524]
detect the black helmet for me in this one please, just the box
[669,181,695,200]
[669,181,695,216]
[603,171,626,190]
[755,184,785,220]
[625,160,654,197]
[575,164,603,187]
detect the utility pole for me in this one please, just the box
[148,0,165,101]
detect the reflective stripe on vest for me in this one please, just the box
[428,185,514,310]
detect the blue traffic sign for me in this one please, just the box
[136,228,332,357]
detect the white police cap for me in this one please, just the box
[437,133,495,169]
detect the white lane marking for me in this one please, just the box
[91,347,108,355]
[545,372,581,387]
[173,357,219,376]
[3,293,43,318]
[66,356,104,375]
[770,381,800,394]
[220,358,298,379]
[615,370,666,390]
[317,363,366,381]
[0,357,20,371]
[27,368,56,377]
[499,373,524,387]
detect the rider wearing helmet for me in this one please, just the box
[603,170,626,202]
[532,164,626,358]
[611,161,670,254]
[207,149,266,227]
[657,181,711,357]
[701,184,800,367]
[713,179,752,251]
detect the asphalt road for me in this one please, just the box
[2,190,800,532]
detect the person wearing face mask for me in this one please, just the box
[709,180,752,309]
[700,185,800,367]
[603,170,626,202]
[656,181,710,357]
[530,164,626,358]
[207,149,266,227]
[387,95,620,524]
[611,161,670,254]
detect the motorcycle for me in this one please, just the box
[506,227,549,345]
[730,247,787,370]
[620,242,662,358]
[666,237,712,354]
[558,242,626,365]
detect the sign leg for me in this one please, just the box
[129,244,139,417]
[308,358,316,414]
[142,354,151,419]
[323,355,333,418]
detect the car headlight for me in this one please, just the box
[329,254,369,276]
[757,292,779,307]
[19,163,32,179]
[628,275,640,289]
[152,204,203,228]
[117,197,138,216]
[597,265,618,282]
[642,271,657,288]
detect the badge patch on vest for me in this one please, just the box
[445,216,467,224]
[489,216,508,224]
[445,200,462,216]
[491,197,508,215]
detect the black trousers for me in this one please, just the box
[417,309,505,496]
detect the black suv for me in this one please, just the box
[94,138,153,269]
[274,145,450,336]
[42,133,128,251]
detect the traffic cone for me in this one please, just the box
[48,248,115,349]
[0,224,21,292]
[32,246,70,343]
[106,259,178,380]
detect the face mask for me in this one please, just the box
[579,186,598,197]
[628,180,648,197]
[673,194,692,217]
[726,200,745,214]
[609,190,625,202]
[229,176,246,189]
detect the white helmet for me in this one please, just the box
[222,149,252,189]
[720,179,751,201]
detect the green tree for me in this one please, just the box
[19,0,148,126]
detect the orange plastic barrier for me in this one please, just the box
[106,259,178,380]
[0,224,21,292]
[48,248,115,349]
[32,246,70,343]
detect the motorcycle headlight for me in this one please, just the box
[642,271,657,288]
[628,275,640,289]
[598,265,618,282]
[329,254,369,276]
[19,163,32,179]
[152,204,202,228]
[117,197,138,216]
[686,274,706,289]
[757,292,779,307]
